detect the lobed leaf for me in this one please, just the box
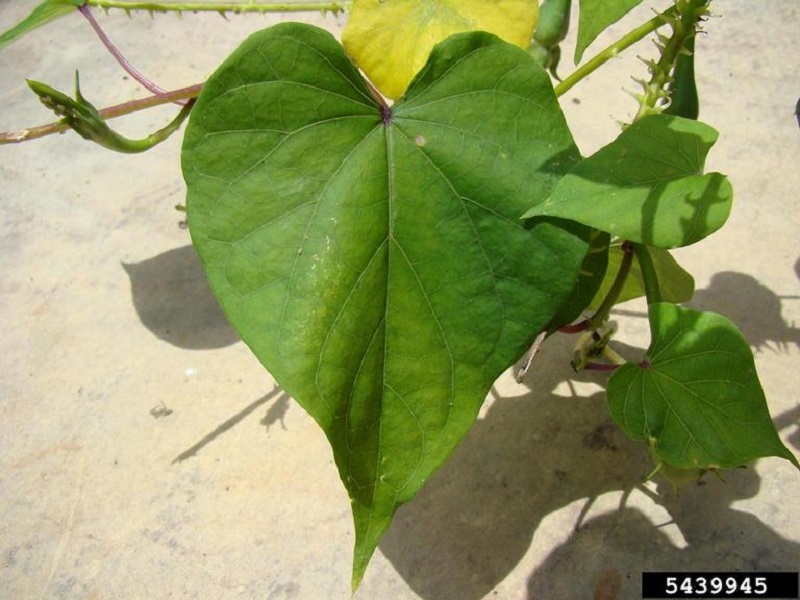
[182,23,587,587]
[607,303,799,471]
[523,114,733,249]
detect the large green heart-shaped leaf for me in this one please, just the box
[522,114,733,249]
[607,303,799,471]
[182,23,586,587]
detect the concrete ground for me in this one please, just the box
[1,1,798,598]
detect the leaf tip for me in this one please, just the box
[350,545,372,595]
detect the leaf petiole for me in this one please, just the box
[78,4,184,104]
[632,243,662,305]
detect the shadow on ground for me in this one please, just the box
[688,271,800,352]
[379,333,652,600]
[379,272,800,600]
[122,246,800,599]
[526,463,800,599]
[123,244,239,349]
[172,386,291,464]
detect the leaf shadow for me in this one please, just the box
[642,171,730,248]
[122,244,239,350]
[775,405,800,454]
[377,334,652,600]
[378,267,800,599]
[613,270,800,354]
[526,464,800,599]
[686,271,800,353]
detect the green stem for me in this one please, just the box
[555,5,678,97]
[84,0,351,13]
[0,83,202,145]
[101,98,195,153]
[588,241,634,329]
[633,244,662,305]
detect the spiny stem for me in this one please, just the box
[555,5,678,97]
[632,0,710,121]
[0,83,202,145]
[78,4,185,104]
[83,0,351,14]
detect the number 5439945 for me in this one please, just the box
[665,575,768,596]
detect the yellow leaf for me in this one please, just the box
[342,0,539,100]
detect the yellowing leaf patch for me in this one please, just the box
[342,0,539,99]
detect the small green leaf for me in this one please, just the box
[182,23,586,588]
[0,0,81,51]
[574,0,643,64]
[523,114,733,249]
[607,303,800,471]
[588,242,694,310]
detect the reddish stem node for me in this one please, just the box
[560,320,590,334]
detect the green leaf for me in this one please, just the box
[0,0,81,51]
[607,303,800,471]
[182,23,586,588]
[588,242,694,310]
[575,0,643,64]
[522,114,733,249]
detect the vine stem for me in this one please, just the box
[631,0,710,121]
[632,244,662,305]
[78,4,185,104]
[584,362,619,372]
[0,83,202,145]
[83,0,352,13]
[555,5,678,97]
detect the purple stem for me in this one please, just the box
[560,320,590,334]
[584,362,620,372]
[78,5,186,105]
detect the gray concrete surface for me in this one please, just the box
[1,1,798,598]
